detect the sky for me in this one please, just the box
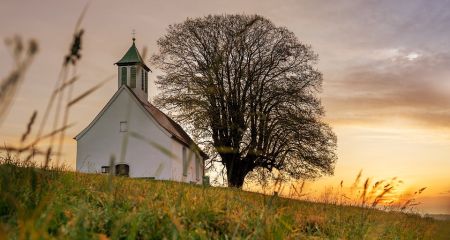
[0,0,449,214]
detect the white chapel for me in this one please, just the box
[75,38,207,184]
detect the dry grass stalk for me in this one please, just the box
[20,111,37,143]
[372,186,394,207]
[54,76,79,94]
[360,178,370,206]
[26,123,74,149]
[0,37,38,126]
[67,77,111,107]
[0,2,112,168]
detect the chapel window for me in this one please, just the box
[130,66,137,88]
[101,166,110,174]
[121,67,127,85]
[182,147,188,176]
[144,71,148,93]
[141,69,145,90]
[195,155,201,180]
[120,121,128,132]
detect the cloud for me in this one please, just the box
[439,190,450,195]
[323,50,450,129]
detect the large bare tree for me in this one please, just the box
[152,14,337,188]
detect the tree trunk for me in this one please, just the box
[226,160,250,188]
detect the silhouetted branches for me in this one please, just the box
[153,14,337,187]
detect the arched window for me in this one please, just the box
[121,67,127,85]
[130,66,137,88]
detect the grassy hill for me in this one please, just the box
[0,160,449,239]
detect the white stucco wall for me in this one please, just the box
[170,140,203,184]
[76,87,203,184]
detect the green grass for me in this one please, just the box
[0,161,449,239]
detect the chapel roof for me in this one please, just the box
[115,39,150,71]
[127,87,208,159]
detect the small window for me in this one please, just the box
[120,121,128,132]
[182,147,187,176]
[115,164,129,177]
[144,71,148,93]
[101,166,110,174]
[195,156,201,180]
[141,70,145,90]
[121,67,127,85]
[130,66,136,88]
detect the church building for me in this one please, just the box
[75,38,207,184]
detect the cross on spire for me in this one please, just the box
[132,29,136,42]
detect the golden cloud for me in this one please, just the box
[323,51,450,129]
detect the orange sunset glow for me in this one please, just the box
[1,0,449,216]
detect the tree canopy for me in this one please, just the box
[152,14,337,188]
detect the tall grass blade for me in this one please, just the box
[67,77,111,107]
[129,131,176,158]
[54,76,79,94]
[26,123,74,149]
[21,111,37,143]
[0,38,38,126]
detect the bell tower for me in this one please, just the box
[115,37,150,101]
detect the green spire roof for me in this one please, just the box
[115,39,150,71]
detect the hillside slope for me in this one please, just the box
[0,163,449,239]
